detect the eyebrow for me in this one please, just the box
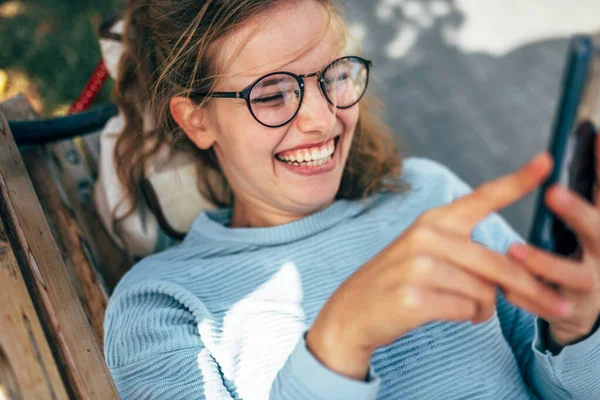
[236,54,347,92]
[258,77,289,88]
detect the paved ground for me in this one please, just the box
[342,0,600,237]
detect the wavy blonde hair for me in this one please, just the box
[113,0,408,224]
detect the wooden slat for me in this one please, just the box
[2,96,130,292]
[0,110,120,399]
[0,94,38,122]
[0,213,69,400]
[22,148,108,347]
[45,139,132,293]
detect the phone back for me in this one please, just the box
[529,35,599,256]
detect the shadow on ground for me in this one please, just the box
[342,0,596,237]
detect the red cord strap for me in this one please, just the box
[69,60,109,114]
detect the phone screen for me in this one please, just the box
[529,35,597,256]
[550,121,597,257]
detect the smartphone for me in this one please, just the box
[528,35,599,257]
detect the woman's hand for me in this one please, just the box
[306,153,571,380]
[507,138,600,347]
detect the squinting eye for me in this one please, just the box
[325,72,350,86]
[252,89,300,106]
[252,93,285,105]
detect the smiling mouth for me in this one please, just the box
[275,136,340,167]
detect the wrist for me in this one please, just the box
[548,315,600,347]
[306,317,374,381]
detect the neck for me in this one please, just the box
[229,197,333,228]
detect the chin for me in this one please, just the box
[273,125,354,214]
[284,179,341,213]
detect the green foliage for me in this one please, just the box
[0,0,125,114]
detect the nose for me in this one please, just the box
[294,79,335,135]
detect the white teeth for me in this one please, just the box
[287,156,333,167]
[280,155,333,167]
[277,137,338,166]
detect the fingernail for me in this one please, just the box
[527,154,542,167]
[508,244,528,261]
[529,152,549,167]
[556,299,572,316]
[553,187,571,205]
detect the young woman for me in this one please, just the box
[104,0,600,398]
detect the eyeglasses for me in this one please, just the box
[197,56,372,128]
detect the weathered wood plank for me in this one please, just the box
[22,148,108,347]
[0,94,38,122]
[45,139,132,293]
[0,213,69,400]
[0,110,119,399]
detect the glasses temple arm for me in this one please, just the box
[203,92,240,99]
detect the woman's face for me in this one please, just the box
[205,1,359,227]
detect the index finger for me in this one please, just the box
[439,152,553,235]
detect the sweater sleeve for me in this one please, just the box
[105,281,380,400]
[104,282,235,400]
[477,212,600,400]
[436,160,600,399]
[269,333,380,400]
[496,226,600,399]
[496,287,600,399]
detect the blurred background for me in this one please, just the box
[1,0,600,236]
[0,0,123,114]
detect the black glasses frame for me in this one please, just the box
[197,56,373,128]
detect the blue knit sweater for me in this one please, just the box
[104,157,600,399]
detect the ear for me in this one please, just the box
[170,97,216,149]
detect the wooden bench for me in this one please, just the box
[0,96,129,399]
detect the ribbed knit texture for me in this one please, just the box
[104,157,600,400]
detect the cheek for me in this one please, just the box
[338,105,359,132]
[338,106,359,145]
[213,103,283,169]
[334,107,359,167]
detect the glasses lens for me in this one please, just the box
[322,57,368,108]
[249,74,301,127]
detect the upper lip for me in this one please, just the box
[276,134,340,154]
